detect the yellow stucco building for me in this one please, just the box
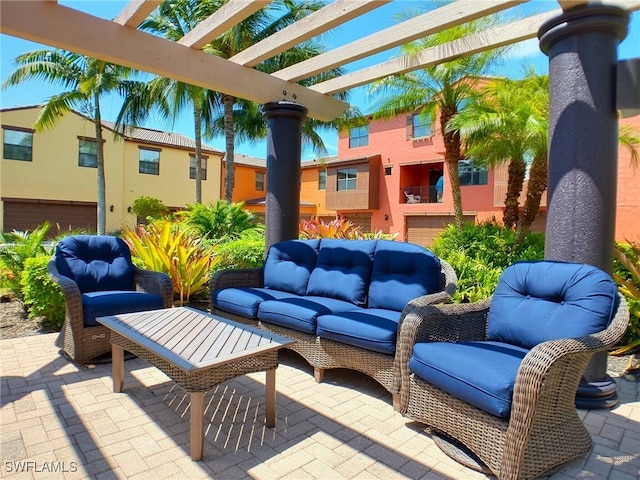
[1,105,224,234]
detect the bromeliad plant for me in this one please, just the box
[121,220,218,305]
[299,218,394,240]
[611,241,640,365]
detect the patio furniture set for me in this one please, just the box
[49,235,629,479]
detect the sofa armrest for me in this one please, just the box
[133,266,173,308]
[209,267,264,310]
[395,297,492,412]
[48,257,83,332]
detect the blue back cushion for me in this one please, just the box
[306,239,377,306]
[487,261,618,350]
[263,239,320,296]
[55,235,135,293]
[368,240,442,311]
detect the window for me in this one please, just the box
[189,156,207,180]
[413,114,432,138]
[3,127,33,161]
[318,170,326,190]
[349,125,368,148]
[337,167,357,191]
[384,166,392,176]
[255,171,265,191]
[139,148,160,175]
[459,159,488,186]
[78,139,98,168]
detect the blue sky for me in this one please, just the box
[1,1,639,160]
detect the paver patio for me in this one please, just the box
[1,332,638,480]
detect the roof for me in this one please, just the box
[2,1,637,122]
[226,154,266,168]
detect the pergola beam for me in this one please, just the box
[0,0,348,122]
[273,0,527,82]
[229,0,391,67]
[114,0,161,27]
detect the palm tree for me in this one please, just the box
[2,51,134,234]
[448,72,549,235]
[369,9,505,229]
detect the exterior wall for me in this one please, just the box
[223,161,266,204]
[301,164,332,219]
[616,115,640,242]
[1,106,223,233]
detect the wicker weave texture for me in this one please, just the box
[401,294,630,480]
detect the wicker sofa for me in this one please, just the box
[210,238,457,409]
[397,260,630,479]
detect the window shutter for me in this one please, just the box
[406,115,413,140]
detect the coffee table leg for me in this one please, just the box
[265,369,276,428]
[112,344,125,393]
[190,392,205,460]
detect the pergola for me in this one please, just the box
[1,0,638,401]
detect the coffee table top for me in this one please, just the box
[97,307,295,373]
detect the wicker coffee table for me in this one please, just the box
[97,307,295,460]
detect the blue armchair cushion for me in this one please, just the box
[83,291,164,327]
[306,239,376,306]
[368,240,441,311]
[258,296,357,334]
[317,308,401,355]
[487,261,618,350]
[409,341,529,418]
[55,235,134,293]
[212,287,298,319]
[264,239,320,296]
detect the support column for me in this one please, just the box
[538,4,629,409]
[262,101,308,250]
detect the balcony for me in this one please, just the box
[402,185,442,204]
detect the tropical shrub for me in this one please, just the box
[432,219,545,302]
[611,241,640,357]
[178,200,257,241]
[0,222,54,297]
[299,218,394,240]
[20,256,65,329]
[211,229,266,273]
[121,220,218,305]
[130,196,170,221]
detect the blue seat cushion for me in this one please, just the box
[82,291,165,327]
[488,261,619,350]
[317,308,401,355]
[258,296,356,334]
[306,239,376,306]
[55,235,134,293]
[263,239,320,296]
[368,240,442,311]
[212,288,298,319]
[409,341,529,418]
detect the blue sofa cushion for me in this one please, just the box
[306,239,376,306]
[317,308,401,355]
[83,291,164,327]
[263,239,320,296]
[488,261,618,350]
[409,341,529,418]
[368,240,442,311]
[258,296,357,334]
[55,235,134,293]
[212,288,298,319]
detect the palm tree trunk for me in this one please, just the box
[503,157,527,229]
[223,94,235,202]
[515,154,547,245]
[441,108,464,229]
[94,93,106,235]
[193,110,203,203]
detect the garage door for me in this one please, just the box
[406,214,475,247]
[342,213,372,233]
[3,198,97,235]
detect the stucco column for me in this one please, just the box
[262,101,308,250]
[538,4,629,408]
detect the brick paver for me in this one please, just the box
[1,333,638,479]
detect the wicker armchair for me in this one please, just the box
[50,235,173,364]
[397,261,629,480]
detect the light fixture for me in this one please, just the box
[127,206,132,213]
[109,205,114,212]
[384,214,389,221]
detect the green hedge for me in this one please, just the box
[20,256,65,329]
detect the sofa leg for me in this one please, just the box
[314,367,325,383]
[392,393,401,412]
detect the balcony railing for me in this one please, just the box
[402,186,442,204]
